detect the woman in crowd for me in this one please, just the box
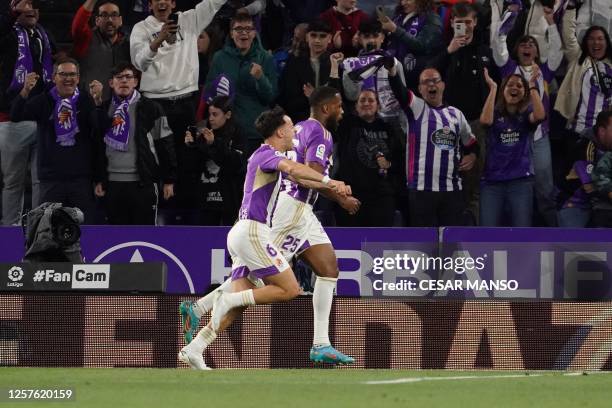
[380,0,443,89]
[333,89,403,227]
[184,96,246,226]
[479,68,545,227]
[490,3,561,227]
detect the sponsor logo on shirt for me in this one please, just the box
[316,144,326,160]
[430,127,457,150]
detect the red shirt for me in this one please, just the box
[319,7,369,57]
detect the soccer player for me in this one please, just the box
[180,87,359,367]
[178,106,350,370]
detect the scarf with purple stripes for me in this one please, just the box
[9,24,53,93]
[50,87,80,147]
[104,90,140,151]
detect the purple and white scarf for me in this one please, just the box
[50,87,80,147]
[104,90,140,151]
[9,24,53,93]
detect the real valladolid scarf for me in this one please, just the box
[104,90,140,151]
[9,24,53,92]
[50,86,80,147]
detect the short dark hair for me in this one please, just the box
[309,86,340,109]
[110,61,138,78]
[255,106,287,139]
[53,58,80,75]
[230,10,253,28]
[307,19,332,34]
[595,110,612,131]
[96,0,121,15]
[358,19,383,36]
[451,2,477,18]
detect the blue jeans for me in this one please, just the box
[480,177,534,227]
[0,121,39,225]
[557,206,591,228]
[532,137,558,226]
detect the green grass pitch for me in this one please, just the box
[1,368,611,407]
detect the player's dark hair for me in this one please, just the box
[309,86,340,109]
[255,106,287,139]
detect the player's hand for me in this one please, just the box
[459,153,476,171]
[328,179,351,196]
[340,196,361,215]
[19,72,39,98]
[303,82,314,98]
[163,183,174,200]
[89,80,103,106]
[202,127,215,145]
[94,182,105,197]
[447,36,467,54]
[250,63,263,80]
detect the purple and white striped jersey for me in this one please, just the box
[281,118,333,206]
[238,144,285,225]
[572,60,612,133]
[402,93,477,192]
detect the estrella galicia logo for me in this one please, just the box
[431,127,457,150]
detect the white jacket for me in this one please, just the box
[130,0,226,98]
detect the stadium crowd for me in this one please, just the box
[1,0,611,228]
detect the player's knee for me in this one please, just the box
[317,265,339,279]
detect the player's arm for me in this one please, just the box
[277,159,351,196]
[305,162,360,214]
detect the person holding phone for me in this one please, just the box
[183,95,247,226]
[379,0,443,90]
[130,0,228,214]
[430,2,497,225]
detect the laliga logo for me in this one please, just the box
[8,266,24,282]
[92,241,195,293]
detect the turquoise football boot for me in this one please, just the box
[179,300,200,344]
[309,345,355,365]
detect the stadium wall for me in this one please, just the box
[1,295,611,370]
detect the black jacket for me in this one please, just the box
[185,120,247,215]
[10,90,103,182]
[429,41,497,122]
[0,15,56,113]
[279,52,332,123]
[97,96,178,185]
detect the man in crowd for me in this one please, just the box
[89,62,177,225]
[72,0,130,101]
[0,0,56,225]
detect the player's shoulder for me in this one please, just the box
[298,118,331,143]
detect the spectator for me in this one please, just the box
[130,0,227,208]
[479,69,546,227]
[72,0,130,101]
[342,19,407,130]
[11,59,103,225]
[430,2,497,225]
[589,110,612,227]
[491,3,562,226]
[0,0,56,225]
[575,0,612,43]
[279,19,333,123]
[89,62,177,225]
[555,8,612,173]
[184,96,246,225]
[319,0,369,57]
[205,12,278,156]
[333,89,403,226]
[389,65,478,226]
[379,0,444,89]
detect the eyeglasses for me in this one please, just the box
[114,74,136,81]
[232,26,255,34]
[98,12,121,19]
[57,72,79,78]
[419,78,442,85]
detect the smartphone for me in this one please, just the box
[375,5,387,20]
[454,22,467,37]
[168,12,179,25]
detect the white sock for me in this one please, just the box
[225,289,256,308]
[190,326,217,354]
[195,278,233,316]
[312,277,337,347]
